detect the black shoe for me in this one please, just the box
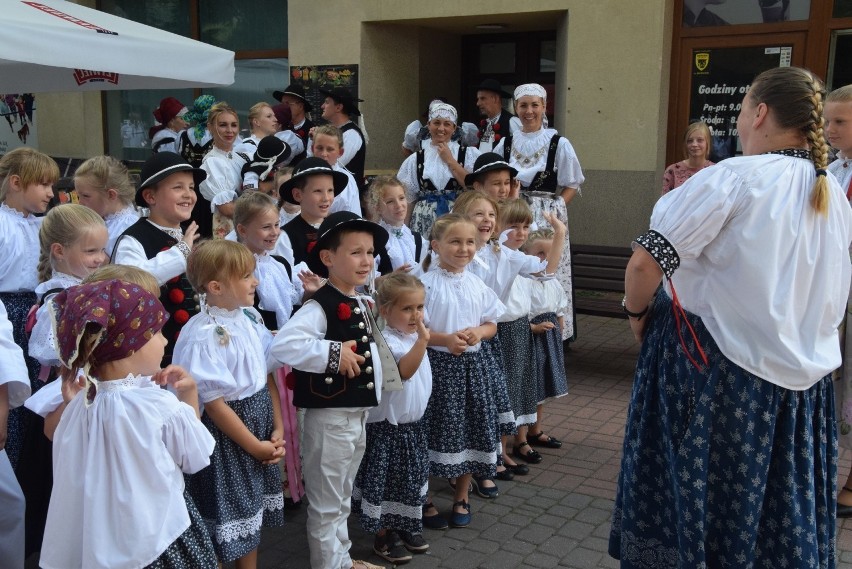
[471,475,499,499]
[397,530,429,553]
[505,461,529,476]
[838,503,852,518]
[495,467,514,481]
[527,431,563,449]
[422,501,448,530]
[373,531,412,564]
[513,441,543,464]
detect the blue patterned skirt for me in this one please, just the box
[352,419,429,534]
[144,489,217,568]
[424,348,500,478]
[497,317,539,426]
[188,387,284,562]
[480,336,518,437]
[530,312,568,403]
[609,293,837,569]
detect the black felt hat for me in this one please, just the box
[319,87,363,117]
[307,211,389,277]
[135,152,206,207]
[464,152,518,186]
[278,157,348,205]
[273,84,313,113]
[241,136,292,182]
[477,78,513,99]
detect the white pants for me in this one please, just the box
[0,449,25,569]
[302,408,367,569]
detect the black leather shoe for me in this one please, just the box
[837,503,852,518]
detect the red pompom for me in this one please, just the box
[173,309,190,324]
[168,288,185,304]
[296,129,306,139]
[337,302,352,320]
[306,241,317,253]
[285,372,296,391]
[494,134,502,142]
[492,123,501,132]
[168,276,180,285]
[479,119,487,127]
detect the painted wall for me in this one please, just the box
[289,0,673,246]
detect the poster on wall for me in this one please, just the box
[683,0,811,26]
[288,65,359,121]
[0,94,38,155]
[690,46,791,160]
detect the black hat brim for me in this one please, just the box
[274,89,313,113]
[135,164,207,208]
[307,218,389,277]
[279,168,349,205]
[464,162,518,187]
[318,89,362,116]
[477,80,513,99]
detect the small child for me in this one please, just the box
[174,240,285,567]
[522,229,569,446]
[277,157,348,265]
[0,299,31,569]
[240,135,291,195]
[40,279,217,569]
[270,211,388,569]
[20,205,107,557]
[368,175,427,271]
[73,155,141,258]
[419,213,505,528]
[149,96,189,154]
[0,147,59,469]
[353,273,432,564]
[112,152,205,365]
[464,152,520,202]
[312,124,363,216]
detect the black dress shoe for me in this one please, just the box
[837,503,852,518]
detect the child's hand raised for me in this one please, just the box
[61,368,86,403]
[510,179,521,199]
[298,270,325,296]
[446,331,469,355]
[415,317,430,344]
[338,340,365,378]
[182,221,199,249]
[153,365,197,394]
[542,212,566,236]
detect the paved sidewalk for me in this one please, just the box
[252,314,852,568]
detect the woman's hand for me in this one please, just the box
[628,314,650,343]
[436,142,456,165]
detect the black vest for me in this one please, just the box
[478,110,515,146]
[254,255,292,331]
[292,285,379,409]
[502,133,561,193]
[417,145,467,194]
[282,215,320,266]
[289,118,314,165]
[113,219,200,365]
[339,122,366,192]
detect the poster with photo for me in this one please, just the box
[689,46,791,160]
[0,94,38,154]
[683,0,810,27]
[288,65,359,121]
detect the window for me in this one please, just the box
[98,1,288,162]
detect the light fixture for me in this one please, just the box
[476,23,506,30]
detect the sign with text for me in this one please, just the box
[689,46,790,160]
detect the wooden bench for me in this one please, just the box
[571,244,633,319]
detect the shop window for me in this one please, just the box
[200,0,288,52]
[835,0,852,18]
[828,31,852,89]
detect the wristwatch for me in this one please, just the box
[622,296,649,319]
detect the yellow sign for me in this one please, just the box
[695,52,710,72]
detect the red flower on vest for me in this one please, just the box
[337,302,351,320]
[492,123,501,132]
[306,241,317,253]
[168,288,185,304]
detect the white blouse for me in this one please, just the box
[329,163,363,216]
[29,272,80,367]
[0,203,41,292]
[0,299,30,408]
[151,127,181,154]
[269,292,383,407]
[493,128,584,190]
[113,220,188,286]
[104,205,141,258]
[40,374,215,569]
[172,306,275,404]
[468,242,547,303]
[421,268,505,353]
[397,141,480,201]
[366,327,432,425]
[254,252,303,330]
[828,157,852,200]
[498,275,533,322]
[645,153,852,389]
[200,146,247,209]
[378,220,426,269]
[529,278,568,318]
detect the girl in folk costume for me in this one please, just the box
[419,214,505,528]
[398,102,480,239]
[494,83,584,340]
[150,96,189,154]
[353,274,433,564]
[367,175,428,271]
[0,147,59,469]
[521,229,569,450]
[174,240,285,567]
[40,279,217,569]
[73,155,142,256]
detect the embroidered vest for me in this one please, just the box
[478,110,515,145]
[502,134,561,193]
[292,285,379,408]
[416,146,468,194]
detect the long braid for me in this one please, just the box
[806,76,830,215]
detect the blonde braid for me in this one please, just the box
[806,77,830,215]
[36,247,53,283]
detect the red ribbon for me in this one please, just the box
[668,279,708,371]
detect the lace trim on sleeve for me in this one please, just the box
[326,341,342,374]
[634,229,679,279]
